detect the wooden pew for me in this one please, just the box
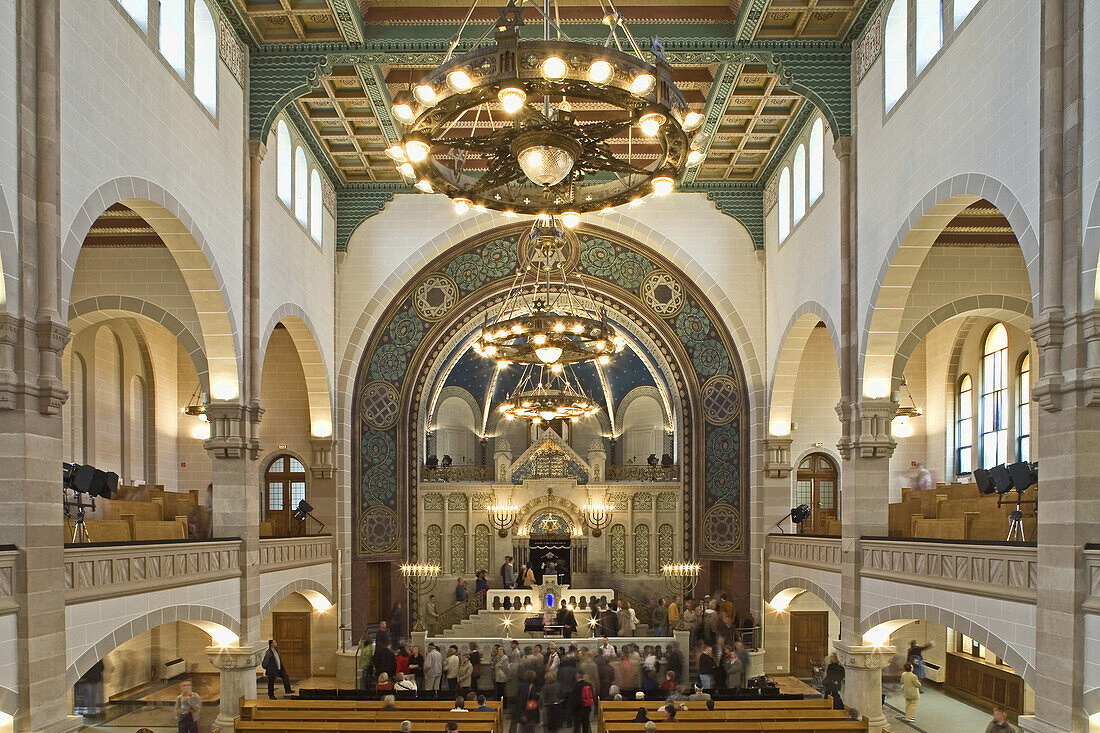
[130,517,188,540]
[598,701,833,712]
[65,519,131,542]
[232,699,504,733]
[604,722,866,732]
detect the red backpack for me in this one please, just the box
[580,683,594,708]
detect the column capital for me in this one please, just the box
[207,642,266,670]
[764,436,793,478]
[35,319,71,415]
[833,640,896,670]
[833,135,852,160]
[311,437,335,478]
[247,399,265,460]
[850,399,898,459]
[204,400,248,459]
[248,139,268,162]
[1031,307,1065,411]
[1082,308,1100,407]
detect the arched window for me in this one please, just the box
[980,323,1009,468]
[777,167,791,241]
[884,0,907,110]
[310,170,323,243]
[954,0,980,25]
[792,144,806,224]
[193,0,217,113]
[294,146,308,224]
[120,0,148,30]
[915,0,943,73]
[158,0,186,75]
[1017,354,1030,462]
[277,121,292,205]
[264,455,307,536]
[808,118,824,204]
[956,374,973,474]
[795,453,839,534]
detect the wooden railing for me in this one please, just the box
[258,535,334,572]
[860,538,1038,602]
[0,547,15,614]
[63,538,241,603]
[766,534,842,570]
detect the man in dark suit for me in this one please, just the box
[262,639,293,700]
[556,601,577,639]
[374,641,398,683]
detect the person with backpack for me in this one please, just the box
[572,673,596,733]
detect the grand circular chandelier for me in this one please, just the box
[471,215,625,368]
[389,0,702,216]
[497,372,600,424]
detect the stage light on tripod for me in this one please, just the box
[989,464,1013,494]
[974,468,995,494]
[1007,461,1037,492]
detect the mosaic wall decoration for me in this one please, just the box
[610,524,627,573]
[511,443,588,484]
[474,524,491,572]
[658,524,675,566]
[426,524,443,566]
[450,524,466,574]
[634,524,651,574]
[354,225,747,563]
[530,512,572,536]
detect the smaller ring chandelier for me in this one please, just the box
[389,0,701,216]
[472,216,625,368]
[497,371,600,424]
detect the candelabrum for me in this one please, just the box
[400,564,441,632]
[487,502,520,537]
[581,500,614,537]
[662,562,701,630]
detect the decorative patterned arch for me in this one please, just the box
[61,178,242,397]
[260,578,334,620]
[261,304,334,437]
[861,174,1039,397]
[768,303,840,435]
[861,604,1035,687]
[67,605,240,686]
[767,577,841,618]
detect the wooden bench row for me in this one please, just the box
[604,722,866,733]
[598,701,831,712]
[889,483,1037,541]
[65,516,188,542]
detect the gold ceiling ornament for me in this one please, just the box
[390,0,701,216]
[473,215,625,369]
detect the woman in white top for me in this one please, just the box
[618,600,637,636]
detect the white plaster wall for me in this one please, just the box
[0,612,16,700]
[259,564,334,616]
[259,118,336,381]
[1083,0,1100,310]
[64,576,241,670]
[766,560,841,613]
[765,124,843,373]
[788,326,842,470]
[0,0,18,312]
[855,0,1041,339]
[59,0,245,336]
[860,576,1035,673]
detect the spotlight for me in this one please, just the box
[790,504,811,525]
[990,464,1013,494]
[661,454,673,468]
[974,468,995,495]
[292,499,325,536]
[1007,461,1037,492]
[442,455,453,468]
[63,462,119,498]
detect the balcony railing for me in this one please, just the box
[0,546,15,614]
[63,538,241,603]
[420,465,494,482]
[860,538,1038,602]
[258,535,334,572]
[607,464,680,482]
[766,534,842,570]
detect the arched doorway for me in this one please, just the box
[795,452,838,534]
[263,454,307,537]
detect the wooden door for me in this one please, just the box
[789,611,828,678]
[273,612,311,679]
[362,562,389,625]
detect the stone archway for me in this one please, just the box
[261,305,333,438]
[767,577,841,619]
[260,579,334,621]
[768,302,841,436]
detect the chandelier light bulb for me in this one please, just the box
[539,410,558,422]
[453,197,471,214]
[391,90,416,124]
[598,354,610,365]
[385,144,406,162]
[414,83,438,106]
[631,72,655,95]
[535,345,564,364]
[561,211,580,228]
[588,59,614,84]
[541,56,568,80]
[397,162,415,178]
[639,111,665,137]
[498,86,527,114]
[553,323,566,332]
[532,334,547,345]
[682,110,704,131]
[687,149,705,166]
[551,364,563,373]
[651,173,675,196]
[415,178,434,193]
[447,69,473,92]
[404,137,431,163]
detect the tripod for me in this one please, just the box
[1006,505,1026,541]
[63,490,96,543]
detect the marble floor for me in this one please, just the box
[883,680,1003,732]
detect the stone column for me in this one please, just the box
[834,641,894,733]
[207,402,262,646]
[245,141,266,459]
[207,643,265,732]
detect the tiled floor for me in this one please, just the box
[883,680,999,732]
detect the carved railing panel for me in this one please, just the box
[64,540,241,603]
[860,539,1038,602]
[766,535,842,569]
[607,465,680,482]
[420,465,494,482]
[258,535,335,572]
